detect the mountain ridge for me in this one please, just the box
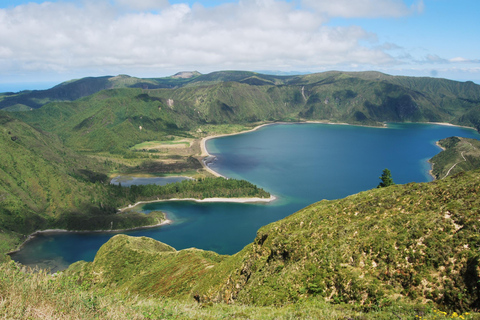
[3,70,480,128]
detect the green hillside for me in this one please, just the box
[429,136,480,179]
[2,71,480,318]
[0,111,163,254]
[2,170,480,318]
[5,71,480,133]
[0,74,179,111]
[16,88,202,152]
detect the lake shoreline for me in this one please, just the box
[199,120,474,182]
[200,123,272,177]
[119,194,277,212]
[7,219,173,256]
[200,120,474,160]
[199,120,388,177]
[428,140,450,180]
[11,121,476,266]
[9,194,277,257]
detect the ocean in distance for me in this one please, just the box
[10,123,480,272]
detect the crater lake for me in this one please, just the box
[10,123,480,272]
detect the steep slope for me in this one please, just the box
[76,169,480,312]
[0,112,115,250]
[429,136,480,179]
[197,170,480,311]
[75,234,226,298]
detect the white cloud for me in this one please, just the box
[450,57,480,63]
[114,0,169,11]
[302,0,424,18]
[417,55,480,65]
[0,0,404,78]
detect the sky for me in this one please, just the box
[0,0,479,90]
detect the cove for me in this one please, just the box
[10,123,480,272]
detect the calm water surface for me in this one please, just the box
[11,123,480,272]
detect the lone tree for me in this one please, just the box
[377,168,395,188]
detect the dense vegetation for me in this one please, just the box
[429,136,480,179]
[0,111,269,257]
[68,169,480,317]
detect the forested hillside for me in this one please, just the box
[2,71,480,318]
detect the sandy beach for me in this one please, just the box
[119,194,277,212]
[423,121,475,129]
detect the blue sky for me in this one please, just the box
[0,0,479,90]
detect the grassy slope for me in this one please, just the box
[0,112,108,232]
[0,112,169,256]
[430,136,480,179]
[4,261,460,320]
[74,169,480,313]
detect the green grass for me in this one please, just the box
[3,259,477,319]
[130,140,191,150]
[429,136,480,179]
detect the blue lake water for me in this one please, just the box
[10,123,480,272]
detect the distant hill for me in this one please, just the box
[172,71,202,79]
[5,71,480,137]
[0,73,201,111]
[74,168,480,312]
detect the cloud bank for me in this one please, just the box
[0,0,400,76]
[0,0,476,82]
